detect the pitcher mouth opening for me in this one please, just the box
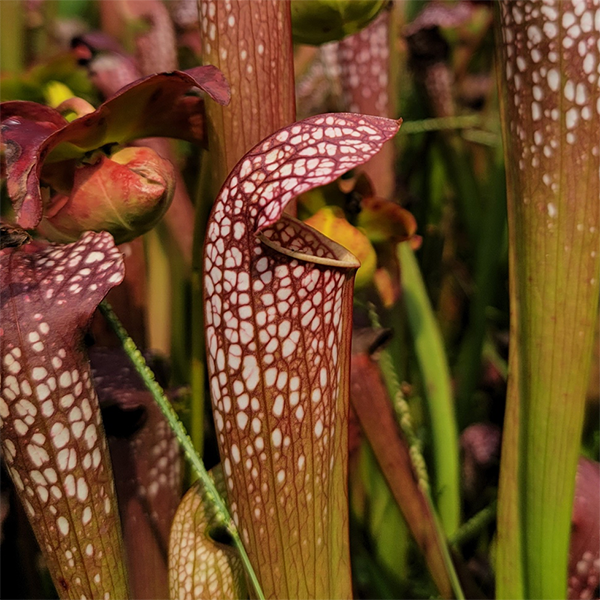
[257,213,361,270]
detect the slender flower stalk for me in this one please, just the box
[98,301,266,600]
[203,113,400,598]
[495,1,600,598]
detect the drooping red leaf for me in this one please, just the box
[1,104,67,228]
[204,113,399,598]
[1,66,230,229]
[44,66,230,161]
[90,347,182,600]
[0,101,68,127]
[0,232,128,599]
[350,346,455,599]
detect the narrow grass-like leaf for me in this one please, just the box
[0,232,129,600]
[398,242,460,537]
[169,465,246,600]
[495,2,600,598]
[204,113,399,598]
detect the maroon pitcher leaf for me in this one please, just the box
[90,347,182,600]
[568,458,600,600]
[495,1,600,597]
[1,66,230,229]
[169,466,246,600]
[1,103,67,228]
[204,113,399,598]
[200,0,296,187]
[0,232,129,600]
[336,11,395,198]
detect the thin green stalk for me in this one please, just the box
[398,242,460,537]
[455,156,507,428]
[368,302,429,490]
[0,1,24,74]
[145,228,171,355]
[449,501,497,548]
[399,115,483,135]
[99,301,266,600]
[190,151,214,456]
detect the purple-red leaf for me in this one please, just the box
[1,105,67,228]
[1,66,230,229]
[336,11,395,197]
[90,347,182,600]
[0,232,129,599]
[350,350,455,599]
[204,113,399,598]
[569,458,600,600]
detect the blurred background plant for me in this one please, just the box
[1,1,598,599]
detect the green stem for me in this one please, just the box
[449,501,497,548]
[367,302,429,491]
[190,151,214,456]
[145,228,172,355]
[99,301,266,600]
[455,157,507,428]
[437,133,482,247]
[399,115,483,135]
[0,0,24,75]
[398,242,460,537]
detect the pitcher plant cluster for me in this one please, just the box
[0,1,598,600]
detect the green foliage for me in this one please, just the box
[1,2,598,600]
